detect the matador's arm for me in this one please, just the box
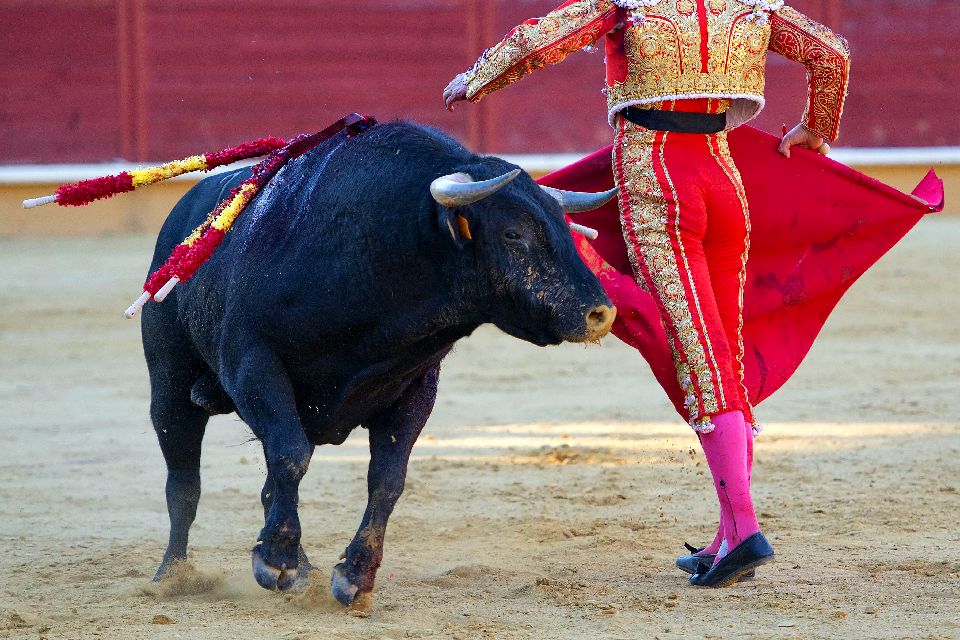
[464,0,620,103]
[769,6,851,142]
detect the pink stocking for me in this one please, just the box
[700,411,760,554]
[700,423,754,555]
[697,431,725,556]
[702,422,756,555]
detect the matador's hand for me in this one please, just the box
[443,73,469,112]
[779,124,828,159]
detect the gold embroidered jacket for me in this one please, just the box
[464,0,850,141]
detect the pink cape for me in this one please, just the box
[539,126,944,415]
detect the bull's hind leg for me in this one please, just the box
[153,399,209,580]
[142,291,212,581]
[149,367,210,581]
[331,366,439,607]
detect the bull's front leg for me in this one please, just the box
[260,461,315,582]
[331,366,440,608]
[227,350,313,592]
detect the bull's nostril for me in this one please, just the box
[588,309,607,327]
[585,305,615,335]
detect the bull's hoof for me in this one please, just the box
[330,563,358,605]
[152,567,172,584]
[252,544,299,592]
[152,553,186,583]
[152,564,173,584]
[330,562,373,610]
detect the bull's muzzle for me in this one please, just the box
[578,304,616,343]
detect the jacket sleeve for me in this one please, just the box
[465,0,620,103]
[768,6,851,142]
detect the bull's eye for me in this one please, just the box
[504,230,522,241]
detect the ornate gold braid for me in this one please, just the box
[465,0,619,102]
[769,6,850,141]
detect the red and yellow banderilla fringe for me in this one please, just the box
[28,137,287,209]
[125,113,377,318]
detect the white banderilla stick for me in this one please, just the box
[22,195,58,209]
[569,223,599,240]
[124,292,151,319]
[123,277,180,319]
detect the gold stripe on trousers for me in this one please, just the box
[613,117,753,431]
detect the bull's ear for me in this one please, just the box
[437,207,473,249]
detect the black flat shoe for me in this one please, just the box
[676,543,716,575]
[676,542,755,579]
[689,532,774,588]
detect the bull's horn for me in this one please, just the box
[430,169,522,207]
[541,185,619,214]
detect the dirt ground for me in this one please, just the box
[1,217,958,640]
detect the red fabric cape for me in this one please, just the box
[539,125,944,415]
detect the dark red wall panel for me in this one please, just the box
[833,0,960,148]
[138,0,480,160]
[0,1,121,163]
[1,0,957,164]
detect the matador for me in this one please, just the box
[444,0,942,587]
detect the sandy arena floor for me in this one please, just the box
[1,218,958,640]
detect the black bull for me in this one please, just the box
[141,122,616,607]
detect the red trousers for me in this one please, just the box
[614,99,755,430]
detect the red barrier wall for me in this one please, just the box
[1,0,957,163]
